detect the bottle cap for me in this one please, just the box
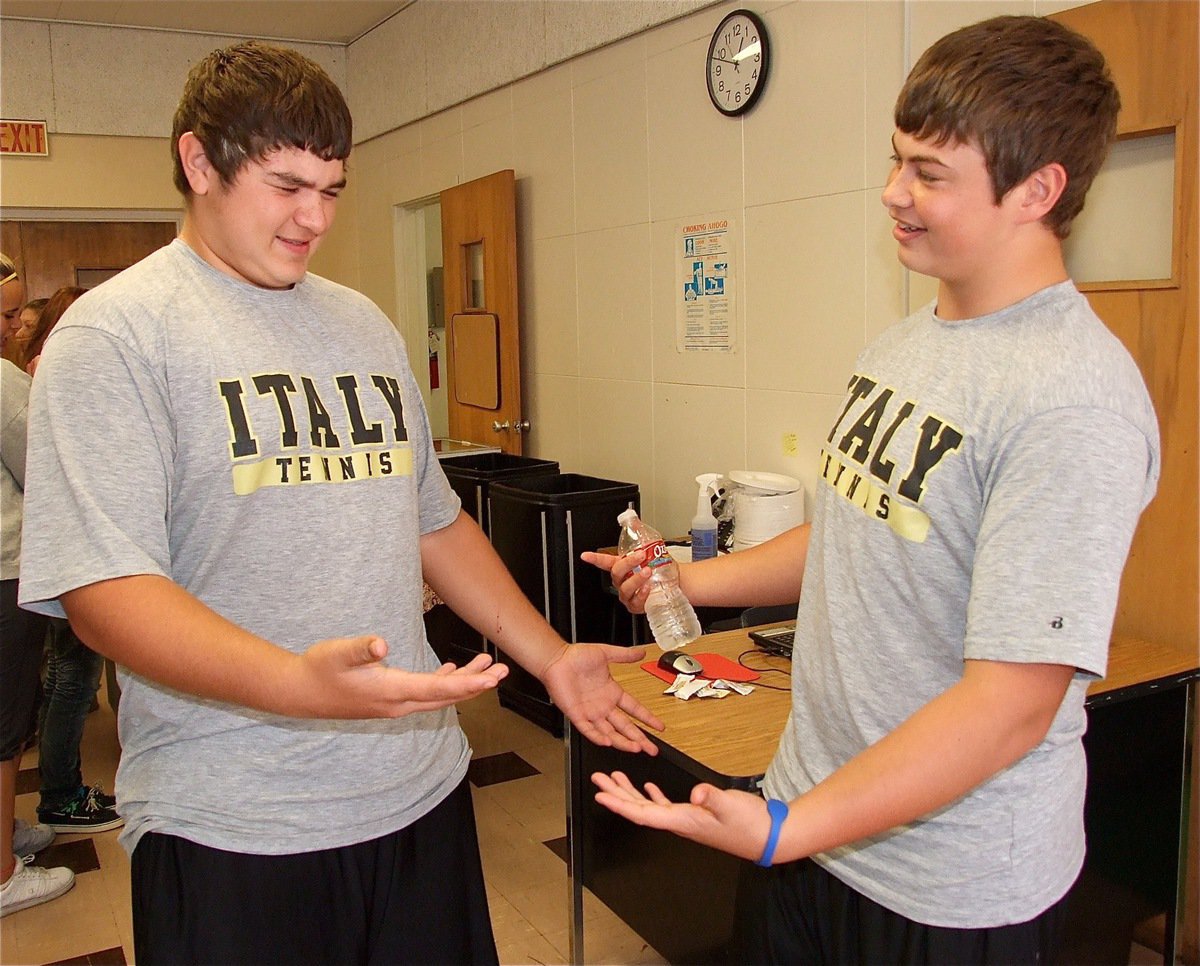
[617,508,639,527]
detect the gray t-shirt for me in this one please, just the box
[20,240,468,856]
[764,282,1159,928]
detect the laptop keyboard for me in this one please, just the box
[748,624,795,659]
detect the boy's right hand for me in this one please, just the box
[292,635,509,719]
[581,551,653,615]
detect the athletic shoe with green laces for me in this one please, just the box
[37,785,123,833]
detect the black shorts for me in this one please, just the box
[731,856,1068,965]
[0,579,49,760]
[131,777,497,965]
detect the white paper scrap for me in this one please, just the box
[676,678,710,701]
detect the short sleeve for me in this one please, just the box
[964,407,1156,678]
[19,326,175,617]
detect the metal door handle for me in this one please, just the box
[493,419,531,433]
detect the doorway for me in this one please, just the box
[0,218,179,301]
[394,197,449,438]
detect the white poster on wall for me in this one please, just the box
[676,216,737,352]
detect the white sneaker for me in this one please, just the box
[0,854,75,917]
[12,819,55,855]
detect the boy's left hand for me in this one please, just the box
[591,770,773,862]
[540,644,664,754]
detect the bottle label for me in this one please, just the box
[627,539,671,571]
[691,528,717,560]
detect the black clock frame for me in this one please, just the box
[706,9,770,117]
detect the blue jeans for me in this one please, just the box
[38,618,104,811]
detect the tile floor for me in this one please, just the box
[0,676,666,965]
[0,677,1169,966]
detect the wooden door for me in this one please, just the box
[440,170,525,454]
[0,220,178,301]
[1050,2,1198,960]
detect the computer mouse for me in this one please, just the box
[658,650,703,676]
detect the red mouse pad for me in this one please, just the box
[641,652,759,684]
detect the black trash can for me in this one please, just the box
[426,454,561,668]
[487,473,640,735]
[440,453,560,536]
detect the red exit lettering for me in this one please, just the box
[0,120,49,156]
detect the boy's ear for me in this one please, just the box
[177,132,217,196]
[1014,162,1068,225]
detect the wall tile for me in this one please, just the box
[576,223,653,382]
[570,28,647,88]
[381,151,427,209]
[463,86,514,130]
[744,2,867,207]
[422,105,463,146]
[864,0,906,186]
[513,92,576,240]
[746,388,845,513]
[864,190,906,345]
[524,373,582,470]
[907,268,939,316]
[652,382,747,535]
[576,378,655,504]
[347,7,429,142]
[744,192,866,396]
[51,25,209,137]
[649,214,745,389]
[646,34,743,222]
[0,20,53,124]
[423,1,545,115]
[524,236,579,376]
[47,23,342,139]
[418,135,464,198]
[547,0,713,67]
[463,114,515,183]
[908,0,1035,65]
[645,0,733,58]
[571,56,649,233]
[512,61,573,111]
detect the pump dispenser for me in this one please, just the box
[691,474,720,561]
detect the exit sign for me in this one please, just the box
[1,120,49,156]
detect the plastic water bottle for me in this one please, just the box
[616,508,702,649]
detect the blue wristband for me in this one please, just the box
[756,798,789,867]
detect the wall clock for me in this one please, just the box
[706,9,770,116]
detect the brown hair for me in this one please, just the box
[21,286,84,370]
[170,41,352,196]
[894,15,1119,238]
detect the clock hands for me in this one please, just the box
[710,39,761,69]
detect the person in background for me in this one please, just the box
[0,254,25,365]
[586,15,1159,965]
[19,287,84,377]
[15,298,48,347]
[0,358,75,917]
[17,285,121,834]
[19,40,663,963]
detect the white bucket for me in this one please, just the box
[730,473,804,550]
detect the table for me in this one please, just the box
[565,629,1198,964]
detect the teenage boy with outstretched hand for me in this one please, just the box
[585,16,1159,964]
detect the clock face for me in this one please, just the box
[706,10,769,116]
